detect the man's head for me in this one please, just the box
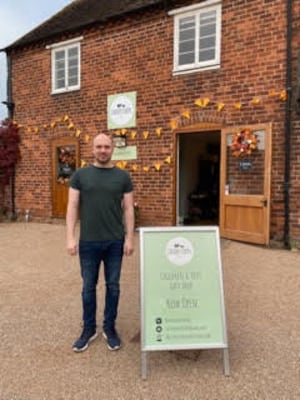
[92,133,114,167]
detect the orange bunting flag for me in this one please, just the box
[116,161,127,169]
[68,122,74,130]
[115,130,121,136]
[75,129,81,137]
[155,127,162,137]
[26,127,32,134]
[43,124,48,129]
[233,102,242,110]
[131,131,137,139]
[280,90,287,101]
[143,166,150,172]
[217,102,225,112]
[195,98,210,107]
[63,115,69,122]
[143,131,149,139]
[50,122,56,128]
[132,164,138,172]
[250,97,261,105]
[170,120,178,130]
[121,128,127,135]
[181,109,191,119]
[80,160,87,168]
[154,163,161,171]
[34,127,39,134]
[84,134,90,143]
[165,156,171,164]
[268,90,278,97]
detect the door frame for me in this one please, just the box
[175,123,223,226]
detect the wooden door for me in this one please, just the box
[219,123,272,245]
[51,137,79,218]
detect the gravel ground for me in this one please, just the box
[0,222,299,400]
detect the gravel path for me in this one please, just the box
[0,222,299,400]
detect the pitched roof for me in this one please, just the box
[4,0,168,50]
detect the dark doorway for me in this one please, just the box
[177,131,221,226]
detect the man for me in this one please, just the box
[66,133,134,352]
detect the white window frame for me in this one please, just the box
[169,0,221,75]
[46,37,83,94]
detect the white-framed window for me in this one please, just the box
[47,37,83,94]
[169,1,221,74]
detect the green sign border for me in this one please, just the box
[140,226,228,351]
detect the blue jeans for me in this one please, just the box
[79,240,124,330]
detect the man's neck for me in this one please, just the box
[93,161,114,168]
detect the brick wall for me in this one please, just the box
[6,0,300,244]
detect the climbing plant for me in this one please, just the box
[0,119,21,218]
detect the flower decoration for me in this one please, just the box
[57,146,76,184]
[231,128,259,157]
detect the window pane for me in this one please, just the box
[68,47,78,87]
[178,16,196,65]
[55,50,65,62]
[179,40,195,53]
[54,50,66,89]
[199,48,215,62]
[68,47,78,58]
[56,77,65,89]
[179,53,195,65]
[200,23,216,37]
[198,10,216,63]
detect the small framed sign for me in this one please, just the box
[239,159,252,171]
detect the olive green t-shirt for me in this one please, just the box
[70,165,133,241]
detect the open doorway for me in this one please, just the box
[177,131,221,226]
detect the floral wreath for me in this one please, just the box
[231,128,259,157]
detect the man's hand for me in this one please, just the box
[67,238,78,256]
[124,236,134,256]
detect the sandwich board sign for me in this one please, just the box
[139,226,229,379]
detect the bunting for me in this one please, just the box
[15,88,286,173]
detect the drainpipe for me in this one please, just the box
[1,51,16,220]
[283,0,292,248]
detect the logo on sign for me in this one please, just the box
[165,237,194,266]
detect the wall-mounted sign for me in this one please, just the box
[239,159,252,171]
[107,91,136,129]
[112,145,137,161]
[140,226,229,379]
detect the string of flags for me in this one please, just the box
[14,89,287,173]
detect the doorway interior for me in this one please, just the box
[177,130,221,226]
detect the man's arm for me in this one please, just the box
[123,191,134,256]
[66,187,80,256]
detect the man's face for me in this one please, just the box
[93,134,114,166]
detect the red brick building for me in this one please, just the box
[1,0,300,248]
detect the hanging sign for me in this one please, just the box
[140,226,229,379]
[107,91,136,129]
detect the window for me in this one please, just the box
[47,37,82,94]
[170,1,221,74]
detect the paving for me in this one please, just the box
[0,222,299,400]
